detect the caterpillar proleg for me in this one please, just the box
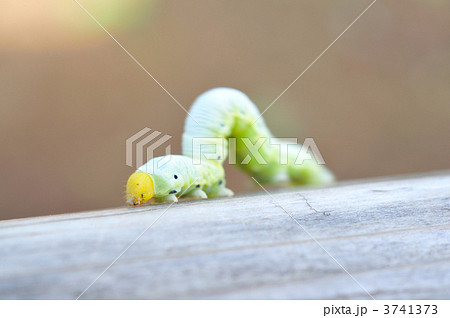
[126,88,334,205]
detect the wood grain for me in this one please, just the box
[1,172,449,299]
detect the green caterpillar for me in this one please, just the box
[126,88,334,206]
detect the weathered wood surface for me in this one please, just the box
[0,172,449,299]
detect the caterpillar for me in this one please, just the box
[126,87,334,206]
[126,155,233,205]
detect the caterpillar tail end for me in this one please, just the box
[288,162,335,186]
[126,171,155,206]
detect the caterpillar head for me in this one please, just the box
[126,171,154,206]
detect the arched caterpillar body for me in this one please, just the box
[126,87,334,205]
[182,88,334,185]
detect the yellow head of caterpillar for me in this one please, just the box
[126,171,154,206]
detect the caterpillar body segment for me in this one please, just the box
[126,155,233,206]
[182,87,334,186]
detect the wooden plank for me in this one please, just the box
[0,172,449,299]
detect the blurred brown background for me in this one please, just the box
[1,0,449,220]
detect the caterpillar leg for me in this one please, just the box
[184,188,208,200]
[153,193,178,204]
[206,185,234,198]
[216,187,234,197]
